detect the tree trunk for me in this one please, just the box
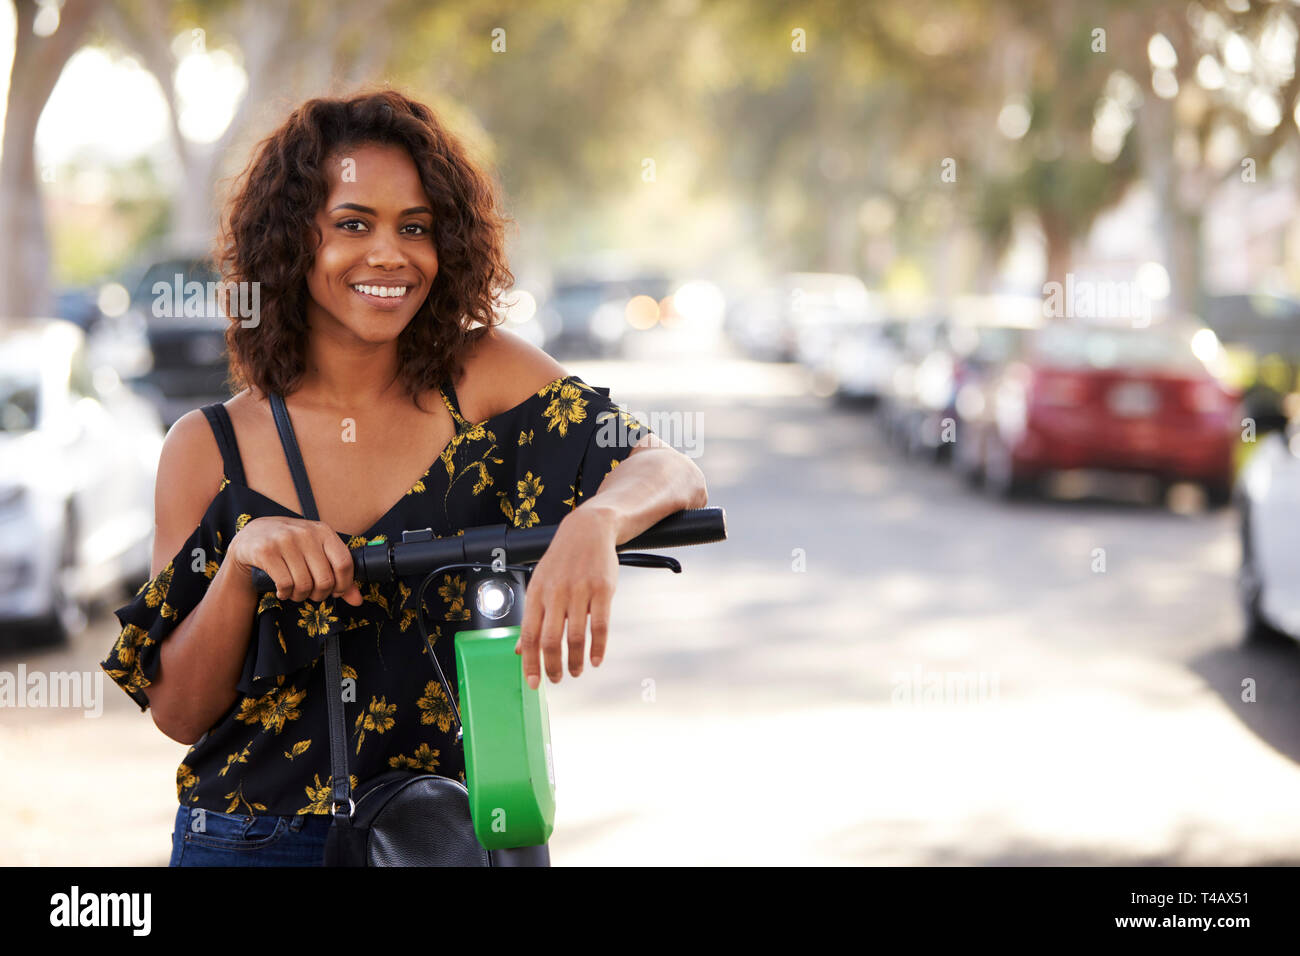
[0,0,105,321]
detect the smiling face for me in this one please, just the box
[304,141,439,345]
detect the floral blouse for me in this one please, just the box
[100,374,652,817]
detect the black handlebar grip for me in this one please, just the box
[620,507,726,551]
[249,545,371,593]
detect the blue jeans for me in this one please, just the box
[169,804,333,866]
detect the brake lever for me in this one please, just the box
[616,551,681,573]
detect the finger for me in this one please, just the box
[300,534,337,603]
[278,547,313,603]
[539,593,567,684]
[323,534,361,605]
[266,553,295,601]
[521,601,547,691]
[589,583,612,667]
[565,592,590,677]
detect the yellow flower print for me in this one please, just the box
[235,513,252,533]
[144,562,173,609]
[513,498,539,528]
[418,624,442,653]
[542,382,587,437]
[234,676,306,734]
[298,773,360,815]
[417,680,456,732]
[438,574,467,617]
[110,622,154,670]
[223,782,266,815]
[353,696,397,754]
[218,476,230,492]
[219,743,251,777]
[298,600,338,637]
[362,582,390,613]
[517,472,543,500]
[177,763,199,801]
[407,472,428,495]
[517,428,533,446]
[202,560,219,579]
[389,742,441,772]
[283,739,311,760]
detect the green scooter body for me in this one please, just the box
[455,624,556,849]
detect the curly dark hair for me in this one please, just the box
[212,88,514,409]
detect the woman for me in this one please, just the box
[99,89,708,866]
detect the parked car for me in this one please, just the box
[893,295,1044,462]
[0,319,164,645]
[536,270,673,358]
[725,272,871,363]
[1235,415,1300,646]
[953,317,1239,504]
[1202,292,1300,470]
[120,253,231,427]
[879,312,950,453]
[828,318,906,406]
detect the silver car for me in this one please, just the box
[0,319,164,645]
[1236,420,1300,645]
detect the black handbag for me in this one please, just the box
[267,392,491,866]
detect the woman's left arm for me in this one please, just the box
[516,434,708,688]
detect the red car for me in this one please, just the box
[954,319,1240,505]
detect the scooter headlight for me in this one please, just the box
[475,578,515,620]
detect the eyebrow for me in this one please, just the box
[329,202,433,216]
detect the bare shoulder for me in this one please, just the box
[150,406,226,578]
[459,325,568,421]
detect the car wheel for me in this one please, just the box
[1203,481,1232,511]
[1238,501,1294,648]
[33,510,87,647]
[984,436,1034,501]
[955,434,984,489]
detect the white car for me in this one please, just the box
[0,319,164,645]
[1236,423,1300,645]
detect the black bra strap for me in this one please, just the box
[200,403,247,486]
[268,393,319,522]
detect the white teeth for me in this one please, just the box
[353,284,407,298]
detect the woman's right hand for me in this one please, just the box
[227,516,364,606]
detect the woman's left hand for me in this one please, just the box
[515,506,619,688]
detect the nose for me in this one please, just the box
[366,230,409,271]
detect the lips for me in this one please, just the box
[350,283,412,310]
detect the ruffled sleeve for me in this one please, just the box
[571,381,654,506]
[495,375,653,530]
[99,485,377,711]
[99,492,232,712]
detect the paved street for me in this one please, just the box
[4,353,1300,865]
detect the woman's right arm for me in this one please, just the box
[141,410,360,745]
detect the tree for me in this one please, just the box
[0,0,106,321]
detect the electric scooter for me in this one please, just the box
[250,506,726,865]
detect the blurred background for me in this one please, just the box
[4,0,1300,865]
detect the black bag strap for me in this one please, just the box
[268,393,319,522]
[267,393,352,821]
[200,403,247,487]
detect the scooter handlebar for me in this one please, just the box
[247,506,726,593]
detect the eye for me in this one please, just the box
[336,219,431,236]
